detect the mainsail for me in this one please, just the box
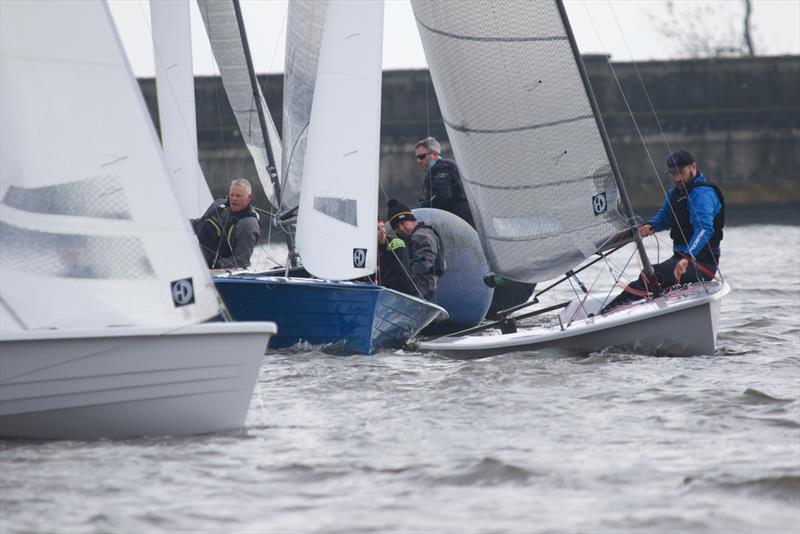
[151,0,213,218]
[196,0,282,206]
[0,0,221,331]
[295,0,383,280]
[280,0,328,216]
[411,0,627,284]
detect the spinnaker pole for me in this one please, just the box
[555,0,657,289]
[232,0,298,267]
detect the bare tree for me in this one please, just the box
[652,0,756,58]
[743,0,755,56]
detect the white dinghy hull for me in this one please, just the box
[0,322,275,440]
[420,281,730,359]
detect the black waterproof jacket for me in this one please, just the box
[418,159,475,227]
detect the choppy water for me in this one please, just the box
[2,224,799,534]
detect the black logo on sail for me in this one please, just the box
[353,248,367,268]
[171,278,195,307]
[592,192,607,216]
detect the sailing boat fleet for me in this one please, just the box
[0,0,729,439]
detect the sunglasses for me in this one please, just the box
[415,152,430,161]
[666,167,685,176]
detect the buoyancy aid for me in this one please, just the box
[667,179,725,264]
[197,201,258,268]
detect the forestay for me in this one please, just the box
[411,0,627,284]
[151,0,212,218]
[280,0,328,217]
[196,0,282,207]
[0,0,221,331]
[295,0,383,280]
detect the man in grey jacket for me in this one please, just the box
[193,178,260,270]
[380,199,445,301]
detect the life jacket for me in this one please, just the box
[412,222,446,277]
[197,202,258,268]
[667,178,725,264]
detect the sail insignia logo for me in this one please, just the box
[592,192,607,216]
[171,278,195,307]
[353,248,367,269]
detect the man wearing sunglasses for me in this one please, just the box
[414,136,474,228]
[602,149,725,313]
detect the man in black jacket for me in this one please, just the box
[378,199,445,301]
[414,137,474,228]
[193,178,260,270]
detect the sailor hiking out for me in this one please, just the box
[603,149,725,312]
[193,178,260,270]
[378,199,445,302]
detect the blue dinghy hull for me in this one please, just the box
[214,276,447,354]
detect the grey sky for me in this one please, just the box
[109,0,800,76]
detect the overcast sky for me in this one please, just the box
[109,0,800,77]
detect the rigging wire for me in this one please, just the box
[605,1,723,284]
[581,1,721,294]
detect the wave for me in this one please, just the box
[742,388,794,404]
[717,474,800,503]
[429,457,537,487]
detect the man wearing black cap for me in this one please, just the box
[378,199,445,301]
[602,149,725,312]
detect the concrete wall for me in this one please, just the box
[138,54,800,212]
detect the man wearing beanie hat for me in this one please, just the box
[603,149,725,313]
[378,199,445,301]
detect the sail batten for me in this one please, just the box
[411,0,627,284]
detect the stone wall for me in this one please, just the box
[138,54,799,212]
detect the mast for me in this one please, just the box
[555,0,657,288]
[231,0,298,267]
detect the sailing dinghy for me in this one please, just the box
[0,0,276,439]
[411,0,730,358]
[199,0,447,354]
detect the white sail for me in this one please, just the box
[150,0,212,218]
[280,0,328,216]
[0,0,221,331]
[411,0,627,284]
[295,0,383,280]
[195,0,282,206]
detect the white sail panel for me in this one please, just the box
[151,0,213,218]
[0,0,221,331]
[280,0,328,216]
[196,0,282,206]
[411,0,626,283]
[295,0,383,280]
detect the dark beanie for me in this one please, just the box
[387,198,416,228]
[665,149,695,170]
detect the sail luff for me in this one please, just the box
[280,0,328,217]
[150,0,213,218]
[195,0,282,207]
[553,0,655,280]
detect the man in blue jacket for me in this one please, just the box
[602,149,725,313]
